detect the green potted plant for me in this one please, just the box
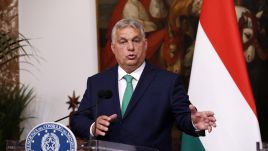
[0,30,37,150]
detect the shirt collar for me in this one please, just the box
[118,62,146,81]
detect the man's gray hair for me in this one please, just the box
[111,19,145,43]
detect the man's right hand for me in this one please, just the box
[93,114,118,136]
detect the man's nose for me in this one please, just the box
[127,41,134,51]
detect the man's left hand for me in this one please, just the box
[190,104,216,133]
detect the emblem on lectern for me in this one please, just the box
[25,122,77,151]
[41,133,60,151]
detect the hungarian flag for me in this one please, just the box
[181,0,261,150]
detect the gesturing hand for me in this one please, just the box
[190,104,216,133]
[93,114,118,136]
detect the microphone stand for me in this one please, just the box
[94,96,99,139]
[92,90,112,151]
[93,93,103,151]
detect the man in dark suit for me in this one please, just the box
[70,19,216,151]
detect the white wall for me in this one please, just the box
[19,0,98,139]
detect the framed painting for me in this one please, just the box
[97,0,268,146]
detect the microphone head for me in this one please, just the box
[98,90,113,99]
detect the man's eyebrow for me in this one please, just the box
[118,37,127,41]
[117,35,142,41]
[133,36,141,40]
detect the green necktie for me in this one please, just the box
[121,75,134,117]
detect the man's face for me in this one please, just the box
[111,26,147,73]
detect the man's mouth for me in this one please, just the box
[127,54,136,60]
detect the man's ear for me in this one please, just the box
[144,39,148,50]
[111,42,115,54]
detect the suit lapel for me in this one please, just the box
[123,63,156,119]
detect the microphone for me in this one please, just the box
[54,90,112,122]
[98,89,113,99]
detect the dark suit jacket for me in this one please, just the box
[70,62,198,151]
